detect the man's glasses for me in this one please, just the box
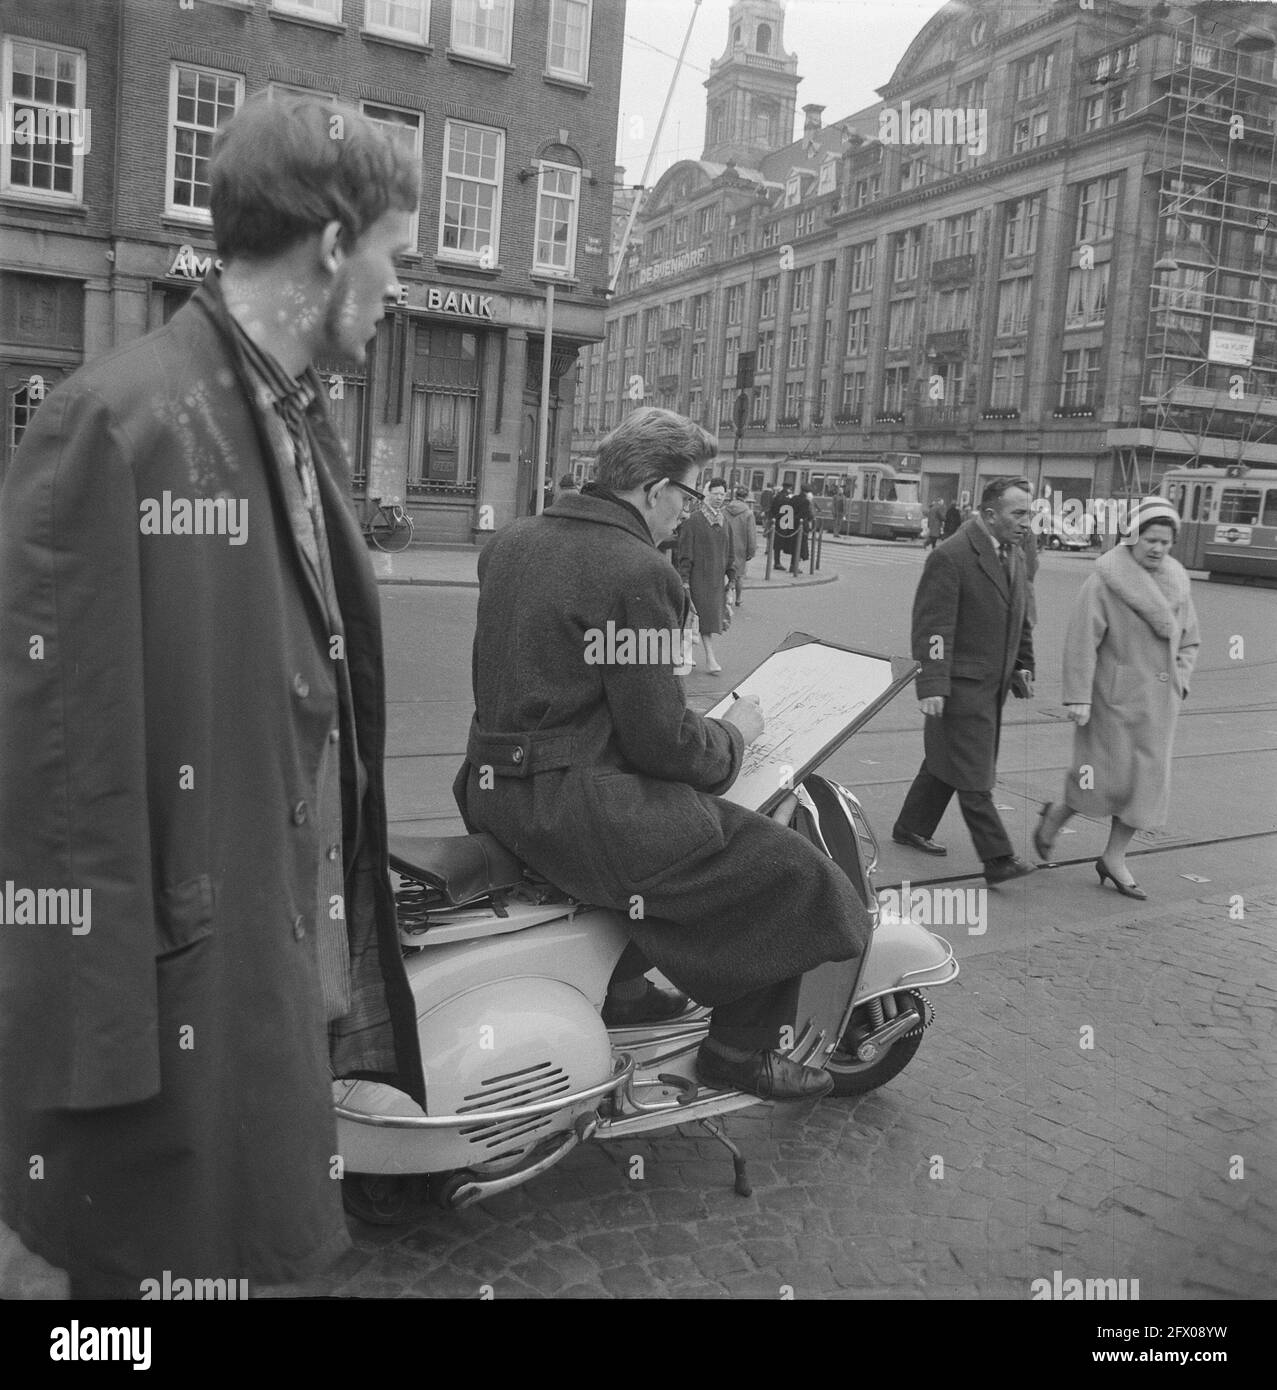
[649,478,705,513]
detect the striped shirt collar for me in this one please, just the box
[226,312,318,417]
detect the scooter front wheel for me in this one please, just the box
[825,989,931,1097]
[341,1172,423,1225]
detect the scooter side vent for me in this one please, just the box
[457,1062,572,1153]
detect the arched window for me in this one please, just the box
[756,23,772,54]
[732,23,741,45]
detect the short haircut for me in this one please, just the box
[735,486,749,499]
[210,92,419,263]
[707,477,728,491]
[980,476,1032,511]
[595,407,717,492]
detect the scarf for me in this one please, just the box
[1094,543,1189,640]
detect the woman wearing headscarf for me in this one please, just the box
[676,477,736,675]
[1033,497,1200,899]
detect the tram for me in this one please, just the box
[712,453,924,541]
[1159,465,1277,585]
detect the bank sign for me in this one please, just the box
[423,285,495,319]
[638,245,709,287]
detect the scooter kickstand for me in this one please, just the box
[698,1117,752,1198]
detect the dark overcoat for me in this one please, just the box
[676,507,735,634]
[0,275,424,1294]
[453,488,871,1006]
[912,519,1034,791]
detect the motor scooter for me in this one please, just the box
[334,648,958,1222]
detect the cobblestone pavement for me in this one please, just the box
[294,886,1277,1300]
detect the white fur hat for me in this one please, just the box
[1121,495,1180,545]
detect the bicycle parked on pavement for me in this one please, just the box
[362,496,414,552]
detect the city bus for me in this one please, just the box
[1160,465,1277,585]
[713,453,924,540]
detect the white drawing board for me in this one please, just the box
[706,634,916,814]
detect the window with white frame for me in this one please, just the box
[891,228,921,283]
[761,221,780,249]
[758,276,778,320]
[886,298,915,351]
[1012,110,1048,152]
[660,341,678,375]
[815,377,828,420]
[942,211,977,259]
[547,0,591,82]
[795,208,816,237]
[689,341,704,379]
[989,352,1025,408]
[881,366,910,413]
[823,259,838,305]
[364,0,429,42]
[1015,48,1053,101]
[272,0,342,21]
[673,217,688,247]
[2,38,87,202]
[534,161,579,275]
[167,64,242,218]
[622,315,636,347]
[725,284,743,324]
[818,157,837,195]
[785,172,801,207]
[900,155,927,191]
[783,380,803,420]
[439,120,504,262]
[787,323,808,370]
[362,103,422,250]
[926,360,965,407]
[1060,346,1101,407]
[791,265,813,313]
[642,307,658,341]
[840,370,865,415]
[1064,263,1109,327]
[688,386,703,421]
[756,330,775,372]
[642,346,655,384]
[1003,194,1040,257]
[995,277,1032,336]
[845,306,870,355]
[663,299,682,330]
[451,0,513,64]
[718,386,733,423]
[820,317,832,363]
[848,241,875,293]
[750,383,771,423]
[1076,175,1118,243]
[697,206,715,238]
[692,293,709,331]
[933,285,970,331]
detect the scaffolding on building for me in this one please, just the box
[1136,6,1277,493]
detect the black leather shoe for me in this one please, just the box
[892,825,947,856]
[984,855,1036,885]
[695,1046,834,1101]
[602,981,692,1027]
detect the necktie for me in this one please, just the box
[999,543,1011,575]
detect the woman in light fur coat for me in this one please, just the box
[1033,497,1200,899]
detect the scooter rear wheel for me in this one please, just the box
[341,1172,422,1226]
[825,989,930,1096]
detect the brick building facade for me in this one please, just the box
[1,0,624,539]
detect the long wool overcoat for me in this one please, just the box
[0,275,424,1295]
[912,519,1035,791]
[1061,546,1200,829]
[676,507,736,634]
[453,487,872,1006]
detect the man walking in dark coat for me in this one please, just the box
[893,477,1038,885]
[769,482,798,571]
[0,95,425,1298]
[455,408,873,1101]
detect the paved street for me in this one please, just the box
[299,538,1277,1300]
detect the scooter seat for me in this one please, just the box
[388,832,526,907]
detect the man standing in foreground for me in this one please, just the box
[0,94,425,1297]
[892,477,1038,886]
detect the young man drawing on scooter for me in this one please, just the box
[454,407,874,1101]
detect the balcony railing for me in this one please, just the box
[926,329,970,357]
[930,253,976,284]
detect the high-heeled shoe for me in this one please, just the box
[1033,804,1057,863]
[1095,857,1147,900]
